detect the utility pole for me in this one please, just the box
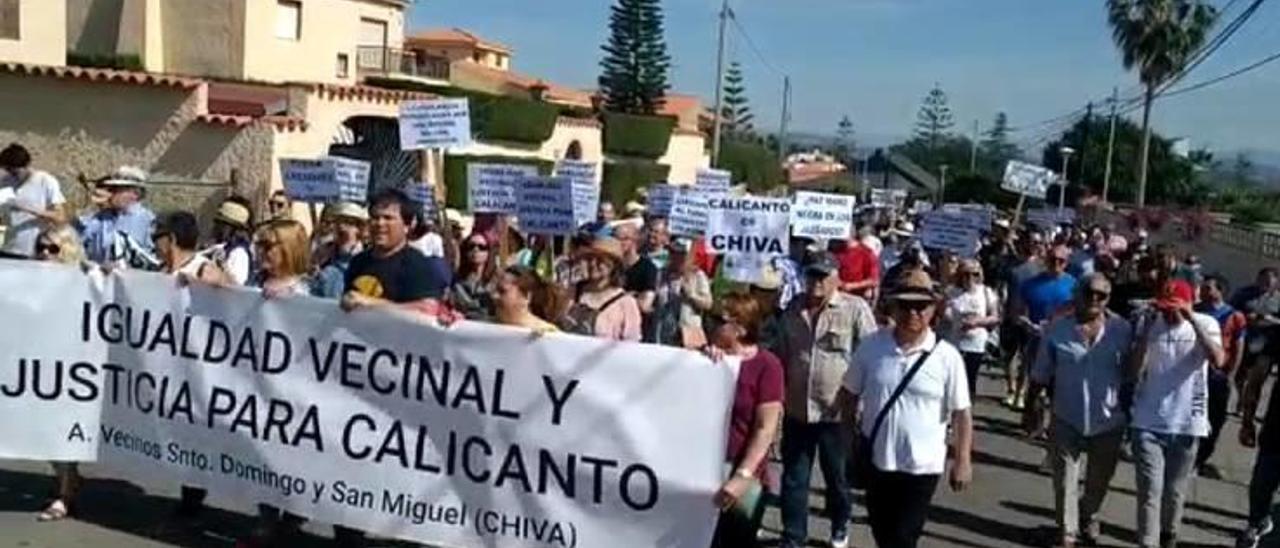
[1102,87,1119,204]
[711,0,730,167]
[969,119,979,172]
[777,75,791,160]
[1079,102,1093,188]
[939,164,950,203]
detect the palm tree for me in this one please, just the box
[1107,0,1216,207]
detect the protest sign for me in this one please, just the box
[516,176,577,236]
[940,203,994,232]
[920,211,982,257]
[695,168,731,196]
[708,197,791,283]
[911,200,934,215]
[0,261,732,548]
[869,188,907,209]
[1002,161,1057,199]
[646,184,676,217]
[669,187,711,237]
[555,160,600,228]
[1026,207,1077,228]
[791,191,855,240]
[280,157,371,203]
[405,183,438,220]
[467,164,536,214]
[399,98,472,150]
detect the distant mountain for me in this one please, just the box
[785,131,906,154]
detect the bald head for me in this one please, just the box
[614,223,640,256]
[1076,272,1111,320]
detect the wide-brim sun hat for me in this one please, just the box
[99,166,148,189]
[324,201,368,223]
[215,200,253,228]
[887,269,940,302]
[581,237,625,264]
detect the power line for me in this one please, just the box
[1160,47,1280,98]
[726,10,785,77]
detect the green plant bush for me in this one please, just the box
[443,155,553,210]
[717,140,784,193]
[474,96,558,144]
[602,112,675,159]
[603,159,669,208]
[67,51,144,71]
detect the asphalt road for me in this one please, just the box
[0,370,1273,548]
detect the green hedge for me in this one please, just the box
[603,159,669,208]
[717,140,785,193]
[67,51,144,71]
[602,112,675,159]
[443,155,554,210]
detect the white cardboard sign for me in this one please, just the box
[555,160,600,228]
[920,211,982,257]
[1002,160,1057,199]
[669,187,712,237]
[695,168,732,196]
[708,197,791,283]
[467,164,537,214]
[399,98,473,150]
[791,191,856,240]
[646,184,676,217]
[517,176,577,236]
[280,157,371,203]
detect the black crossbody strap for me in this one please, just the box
[867,342,938,448]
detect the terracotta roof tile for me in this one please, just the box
[297,82,435,103]
[0,62,202,89]
[407,28,512,53]
[196,113,308,133]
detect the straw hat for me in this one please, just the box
[886,269,940,302]
[325,201,368,223]
[753,262,784,291]
[582,237,624,264]
[215,200,253,229]
[99,166,148,189]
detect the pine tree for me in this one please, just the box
[598,0,672,115]
[913,84,954,151]
[721,61,754,139]
[980,111,1021,172]
[835,115,855,162]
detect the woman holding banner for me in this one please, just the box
[493,265,565,331]
[251,219,313,299]
[708,291,784,548]
[449,233,498,321]
[32,224,87,521]
[560,237,642,341]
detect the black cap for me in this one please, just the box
[804,251,839,276]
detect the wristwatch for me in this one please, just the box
[734,467,754,480]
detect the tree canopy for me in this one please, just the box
[598,0,672,115]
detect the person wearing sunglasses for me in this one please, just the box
[266,190,291,221]
[1024,273,1132,548]
[312,202,367,300]
[31,224,87,522]
[448,234,498,321]
[774,251,876,548]
[1010,244,1077,410]
[944,259,1001,399]
[707,291,783,548]
[837,269,972,548]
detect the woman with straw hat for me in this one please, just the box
[560,237,642,341]
[202,196,254,285]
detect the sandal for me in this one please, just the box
[38,499,70,522]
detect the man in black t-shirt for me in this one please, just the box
[1238,358,1280,548]
[615,223,658,340]
[342,190,451,314]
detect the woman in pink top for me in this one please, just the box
[560,237,643,341]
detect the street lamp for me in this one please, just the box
[1058,146,1075,212]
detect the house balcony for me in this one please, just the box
[357,46,450,83]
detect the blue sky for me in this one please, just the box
[409,0,1280,155]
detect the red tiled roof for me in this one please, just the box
[207,82,290,116]
[450,62,593,107]
[0,62,202,89]
[196,113,308,132]
[297,82,435,103]
[407,28,512,53]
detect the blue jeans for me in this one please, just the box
[1131,429,1200,547]
[1249,451,1280,525]
[780,419,851,546]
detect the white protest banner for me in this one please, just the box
[467,164,537,214]
[790,191,855,240]
[669,187,711,237]
[708,197,791,283]
[517,176,577,236]
[0,260,733,548]
[695,168,731,196]
[1002,160,1057,199]
[555,160,600,228]
[646,184,676,218]
[399,98,472,150]
[1026,207,1077,228]
[281,157,371,203]
[920,211,982,257]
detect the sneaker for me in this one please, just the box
[1003,393,1018,408]
[1237,519,1275,548]
[1078,521,1101,546]
[831,530,850,548]
[1198,463,1224,480]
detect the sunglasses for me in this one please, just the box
[467,244,490,252]
[897,300,935,313]
[35,242,60,255]
[1086,289,1111,300]
[269,201,288,209]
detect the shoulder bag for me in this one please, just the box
[850,343,937,489]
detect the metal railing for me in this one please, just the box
[356,46,450,81]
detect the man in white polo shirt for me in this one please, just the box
[1129,279,1225,548]
[837,269,973,548]
[0,143,66,258]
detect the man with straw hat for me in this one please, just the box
[838,269,973,548]
[313,201,367,299]
[78,165,158,269]
[202,196,254,285]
